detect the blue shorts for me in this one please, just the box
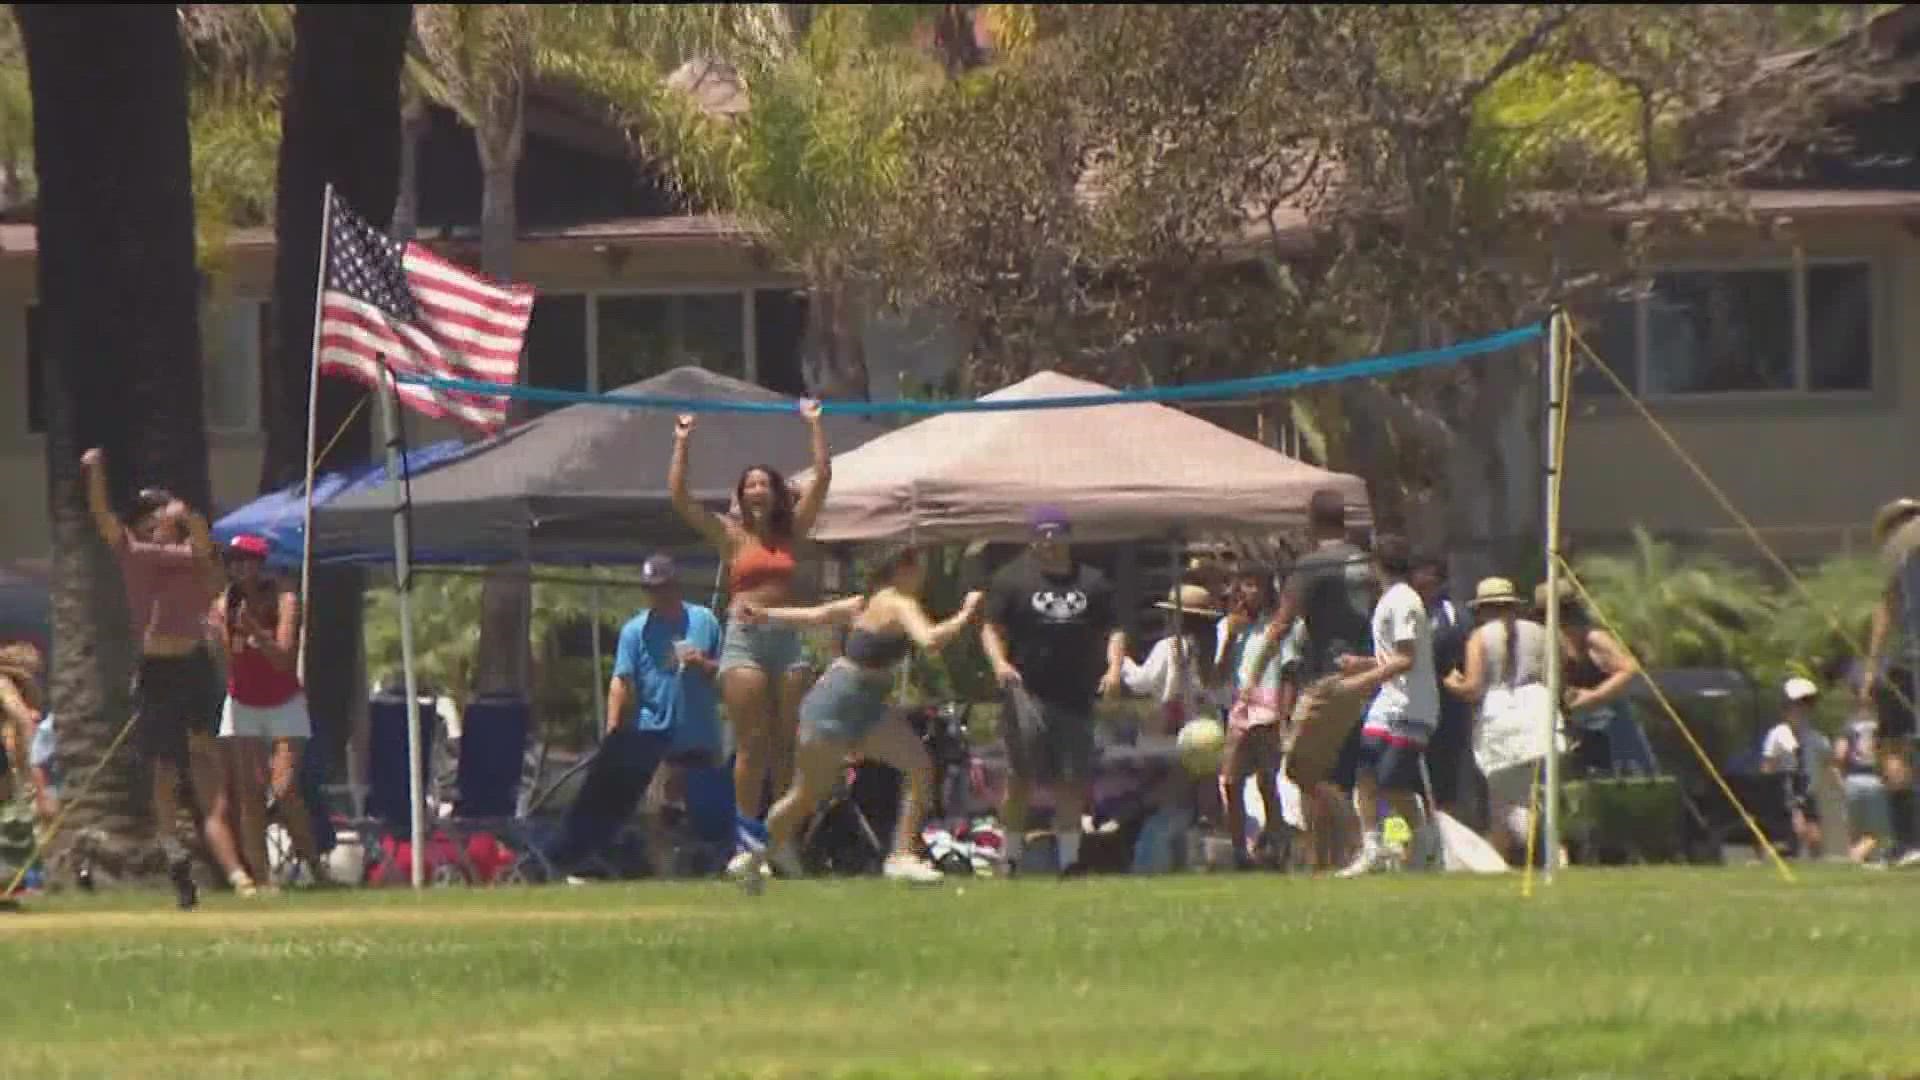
[1356,731,1427,794]
[719,621,809,676]
[798,662,894,745]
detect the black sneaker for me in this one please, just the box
[1058,861,1089,879]
[169,856,198,911]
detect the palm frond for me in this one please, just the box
[1571,526,1778,669]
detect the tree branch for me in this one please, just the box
[1451,5,1575,113]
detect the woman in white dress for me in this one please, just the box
[1444,577,1552,863]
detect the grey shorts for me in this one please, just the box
[1001,687,1096,786]
[1845,774,1892,839]
[798,662,894,746]
[719,621,809,675]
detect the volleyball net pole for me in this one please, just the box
[1541,308,1568,884]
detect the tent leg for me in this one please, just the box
[590,585,605,745]
[376,366,428,891]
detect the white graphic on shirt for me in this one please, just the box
[1031,589,1088,622]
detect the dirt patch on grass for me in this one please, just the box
[0,901,723,936]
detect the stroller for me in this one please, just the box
[799,702,976,875]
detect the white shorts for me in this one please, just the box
[219,693,312,740]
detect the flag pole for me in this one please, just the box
[297,182,336,685]
[376,360,428,891]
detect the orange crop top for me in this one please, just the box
[731,539,798,593]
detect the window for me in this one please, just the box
[1578,261,1874,398]
[594,292,746,390]
[508,288,813,400]
[21,301,267,435]
[754,288,809,396]
[522,293,587,417]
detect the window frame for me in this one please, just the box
[1596,256,1878,402]
[581,286,759,393]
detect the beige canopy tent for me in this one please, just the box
[799,371,1372,543]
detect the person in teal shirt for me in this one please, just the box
[551,554,726,878]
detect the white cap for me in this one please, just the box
[1784,677,1820,702]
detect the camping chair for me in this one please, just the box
[347,692,450,885]
[798,755,892,876]
[440,694,556,885]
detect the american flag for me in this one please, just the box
[317,190,534,432]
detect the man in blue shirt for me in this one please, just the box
[550,553,726,879]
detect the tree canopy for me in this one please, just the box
[852,4,1906,532]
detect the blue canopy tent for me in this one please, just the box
[212,440,470,570]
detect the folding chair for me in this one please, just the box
[348,692,450,885]
[442,694,556,884]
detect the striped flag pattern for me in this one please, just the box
[316,191,534,431]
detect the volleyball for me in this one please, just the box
[1176,718,1227,777]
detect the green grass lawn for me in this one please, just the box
[2,866,1918,1080]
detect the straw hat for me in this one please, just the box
[1533,579,1572,612]
[1469,577,1523,610]
[1872,498,1920,546]
[1155,583,1222,618]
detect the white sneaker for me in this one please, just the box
[1895,849,1920,870]
[883,853,944,885]
[726,850,768,895]
[767,843,806,879]
[1335,847,1385,879]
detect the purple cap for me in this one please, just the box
[639,553,677,587]
[1028,505,1071,537]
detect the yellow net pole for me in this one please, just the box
[1539,309,1570,885]
[1524,309,1576,896]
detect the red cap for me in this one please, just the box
[229,534,271,559]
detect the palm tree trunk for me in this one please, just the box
[16,3,207,880]
[472,127,533,696]
[391,84,430,241]
[260,3,411,789]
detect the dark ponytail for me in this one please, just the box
[1503,610,1520,687]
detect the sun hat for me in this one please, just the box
[1783,677,1820,702]
[1469,577,1523,609]
[1155,583,1221,618]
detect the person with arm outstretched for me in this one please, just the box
[730,546,982,887]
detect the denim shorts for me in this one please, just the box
[798,661,894,745]
[719,621,809,675]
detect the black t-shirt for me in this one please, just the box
[1286,541,1376,680]
[987,553,1117,707]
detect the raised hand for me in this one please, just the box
[675,414,695,440]
[959,590,986,620]
[798,398,822,423]
[81,448,104,470]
